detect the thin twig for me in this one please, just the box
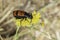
[55,31,60,40]
[1,18,14,27]
[0,4,12,17]
[0,35,3,40]
[0,7,14,24]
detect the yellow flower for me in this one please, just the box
[21,19,26,27]
[21,18,31,27]
[15,19,21,27]
[32,10,37,16]
[26,18,32,27]
[32,11,41,24]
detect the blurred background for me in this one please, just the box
[0,0,60,40]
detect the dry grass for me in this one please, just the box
[0,0,60,40]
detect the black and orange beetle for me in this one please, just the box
[13,10,33,19]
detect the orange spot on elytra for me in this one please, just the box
[13,11,16,16]
[18,11,24,16]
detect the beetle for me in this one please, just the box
[13,10,33,19]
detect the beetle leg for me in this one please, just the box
[20,19,23,26]
[25,18,30,22]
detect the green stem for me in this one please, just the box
[13,27,20,40]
